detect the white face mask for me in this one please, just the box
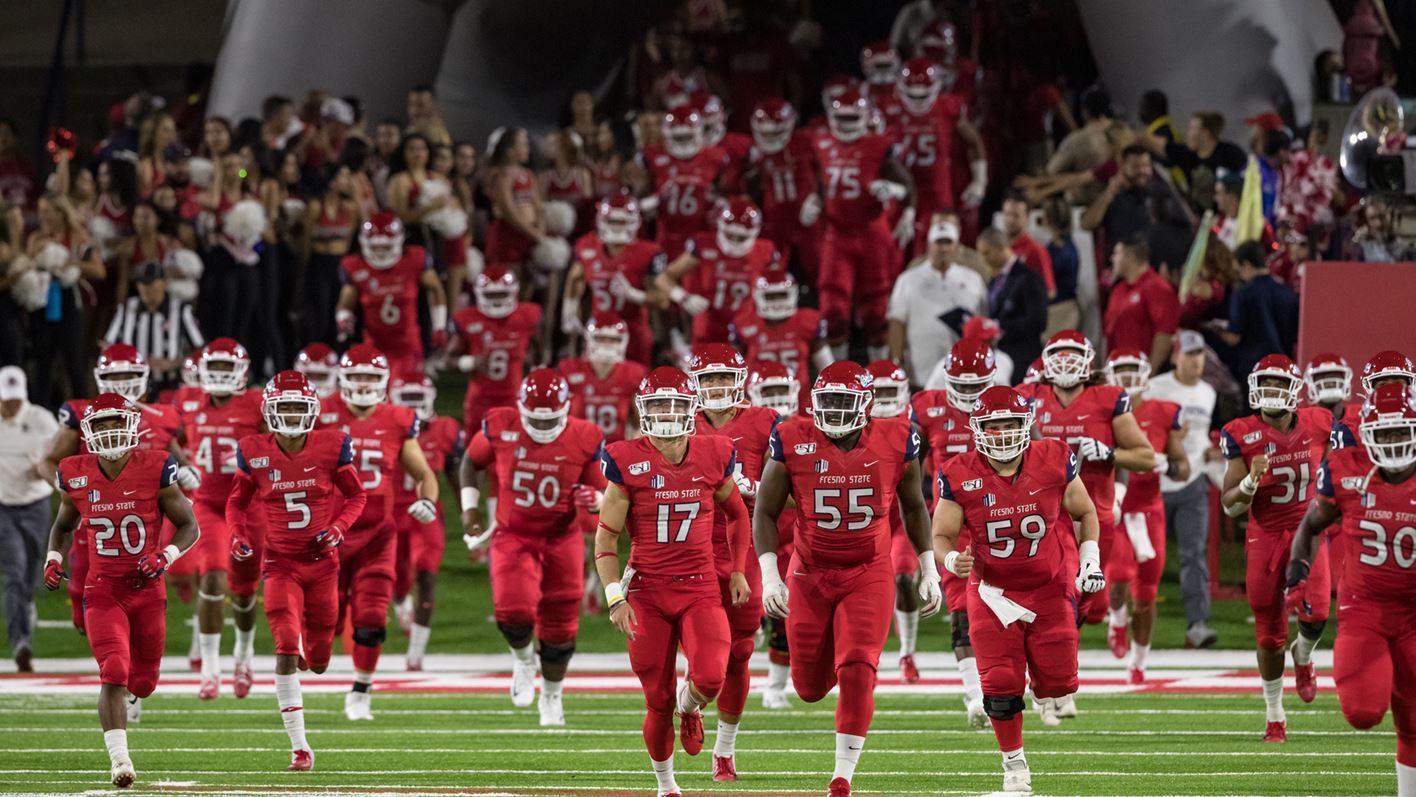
[970,414,1032,462]
[265,396,320,435]
[1043,346,1092,388]
[811,389,870,437]
[693,368,746,411]
[520,402,569,444]
[1360,419,1416,470]
[636,394,697,438]
[81,411,141,460]
[1247,373,1299,413]
[339,369,389,408]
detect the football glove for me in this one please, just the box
[1284,557,1312,615]
[892,206,917,250]
[571,484,602,511]
[43,553,65,591]
[1076,539,1106,593]
[230,535,254,562]
[138,548,175,580]
[176,465,203,491]
[314,526,345,551]
[669,286,710,316]
[407,499,438,524]
[798,194,822,226]
[759,553,790,618]
[1076,437,1114,463]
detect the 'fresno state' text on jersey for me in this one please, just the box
[812,131,896,227]
[640,145,727,239]
[574,233,666,332]
[1124,399,1182,509]
[938,438,1077,591]
[452,303,542,400]
[769,416,918,569]
[601,435,736,578]
[683,233,778,342]
[185,391,265,506]
[1318,446,1416,601]
[318,398,419,527]
[393,416,463,509]
[559,359,647,442]
[234,430,354,557]
[466,408,605,534]
[340,246,429,354]
[1220,407,1331,533]
[58,450,177,581]
[1020,382,1130,516]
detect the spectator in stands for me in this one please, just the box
[302,163,360,344]
[115,201,175,303]
[27,192,103,406]
[1253,127,1290,223]
[104,260,204,393]
[369,118,402,209]
[999,191,1055,297]
[887,215,988,388]
[0,207,26,366]
[1147,111,1248,214]
[0,120,37,216]
[136,112,179,197]
[1267,218,1312,291]
[1220,241,1297,377]
[1104,234,1179,368]
[407,84,452,147]
[1041,196,1079,338]
[202,116,233,159]
[1046,86,1119,197]
[1179,231,1235,331]
[1211,168,1243,250]
[1352,194,1413,262]
[1080,144,1165,248]
[977,227,1047,382]
[260,95,301,151]
[565,90,598,146]
[387,133,445,249]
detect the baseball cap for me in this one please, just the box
[1244,111,1284,131]
[0,366,26,401]
[1174,329,1206,354]
[133,260,165,284]
[962,315,1001,343]
[321,97,354,126]
[928,219,960,243]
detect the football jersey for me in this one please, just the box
[393,415,463,510]
[893,96,965,207]
[169,385,207,421]
[452,303,542,399]
[234,429,356,557]
[750,131,817,230]
[811,132,896,227]
[717,131,754,195]
[185,390,265,506]
[318,398,419,527]
[640,145,727,238]
[1317,446,1416,601]
[1020,383,1130,517]
[573,233,667,331]
[696,405,779,559]
[465,408,604,534]
[339,246,429,352]
[683,233,778,342]
[1327,400,1364,450]
[867,85,904,132]
[601,434,736,578]
[559,358,648,443]
[1122,398,1181,509]
[938,438,1078,591]
[910,390,975,478]
[769,416,918,569]
[729,305,826,382]
[60,399,183,457]
[1220,407,1331,533]
[57,449,177,581]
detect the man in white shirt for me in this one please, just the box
[886,215,987,389]
[0,366,59,671]
[1144,330,1219,648]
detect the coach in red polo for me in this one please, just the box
[1104,233,1179,367]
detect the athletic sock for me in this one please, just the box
[233,626,255,664]
[1262,676,1286,723]
[834,733,865,783]
[408,624,431,662]
[186,614,200,660]
[352,670,373,693]
[1293,631,1320,666]
[959,657,983,707]
[104,729,130,766]
[678,682,705,714]
[510,642,536,666]
[894,609,918,656]
[542,678,564,696]
[199,633,221,679]
[1397,762,1415,797]
[1002,746,1027,769]
[651,756,679,796]
[1109,605,1130,629]
[1130,643,1150,671]
[714,719,738,757]
[767,661,789,691]
[275,673,308,751]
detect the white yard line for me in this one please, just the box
[2,747,1391,757]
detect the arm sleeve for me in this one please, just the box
[1171,407,1184,430]
[1315,457,1334,498]
[58,401,79,430]
[338,434,355,466]
[330,464,368,531]
[905,429,920,462]
[723,449,738,481]
[936,470,955,502]
[578,444,609,489]
[465,430,495,468]
[1113,390,1132,417]
[600,448,625,485]
[768,427,785,462]
[1219,429,1241,460]
[225,471,257,537]
[1066,449,1079,482]
[160,455,179,488]
[648,251,669,276]
[718,487,750,572]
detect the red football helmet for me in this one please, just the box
[969,386,1033,463]
[1042,330,1095,388]
[94,343,150,402]
[689,343,748,411]
[897,57,943,115]
[338,343,390,407]
[716,198,762,259]
[390,373,436,421]
[295,342,340,398]
[690,91,727,147]
[663,106,704,159]
[827,88,870,143]
[867,360,909,418]
[1361,350,1416,393]
[596,193,642,246]
[636,367,699,438]
[945,339,997,412]
[750,98,797,155]
[812,361,874,438]
[1247,354,1303,412]
[752,264,798,321]
[180,350,201,389]
[1023,357,1045,385]
[1359,383,1416,470]
[475,266,519,319]
[359,211,405,269]
[263,370,321,436]
[585,311,630,365]
[860,39,900,86]
[80,393,141,460]
[199,337,251,396]
[519,368,571,444]
[747,360,799,417]
[919,20,959,66]
[1104,347,1151,396]
[1304,352,1351,404]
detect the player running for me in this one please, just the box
[932,386,1104,793]
[460,369,606,725]
[753,361,940,797]
[226,370,368,771]
[1220,354,1333,741]
[46,393,201,787]
[1331,350,1415,450]
[564,194,667,364]
[1287,383,1416,795]
[451,267,543,438]
[294,343,340,398]
[559,311,646,443]
[594,367,751,797]
[657,198,778,345]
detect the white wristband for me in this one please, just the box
[604,581,626,608]
[336,308,354,323]
[917,549,938,578]
[942,550,959,576]
[758,552,781,583]
[669,285,687,303]
[430,304,448,333]
[163,544,182,563]
[1239,475,1259,496]
[47,550,63,565]
[1079,539,1100,569]
[460,486,480,509]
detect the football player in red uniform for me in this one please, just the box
[638,107,727,260]
[461,369,606,725]
[1332,350,1416,450]
[1102,349,1188,683]
[451,267,543,438]
[168,351,206,414]
[746,99,820,286]
[226,371,368,771]
[730,263,833,408]
[319,344,440,721]
[860,40,902,129]
[1287,383,1416,794]
[564,194,667,364]
[658,198,778,344]
[388,374,464,671]
[693,92,752,195]
[560,312,647,443]
[184,339,267,699]
[294,342,340,399]
[46,394,201,788]
[804,88,915,359]
[932,386,1104,794]
[1220,355,1334,741]
[335,212,449,376]
[594,367,750,797]
[686,345,779,780]
[909,339,991,727]
[754,361,938,797]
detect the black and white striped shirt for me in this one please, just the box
[103,295,205,385]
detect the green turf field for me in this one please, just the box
[0,691,1395,796]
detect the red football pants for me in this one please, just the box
[817,218,894,343]
[1246,527,1330,651]
[968,578,1079,699]
[263,554,339,670]
[191,499,234,575]
[490,529,584,644]
[84,575,166,697]
[1077,513,1117,624]
[1333,592,1416,766]
[394,504,445,599]
[337,523,397,632]
[714,537,763,717]
[1106,503,1166,603]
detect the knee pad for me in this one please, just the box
[1298,619,1326,640]
[951,611,971,650]
[497,622,535,647]
[983,694,1024,721]
[128,678,158,699]
[1342,705,1387,731]
[538,640,576,665]
[729,634,756,665]
[352,626,386,647]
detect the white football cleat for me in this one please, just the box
[510,660,537,708]
[967,699,989,729]
[1002,757,1032,792]
[1036,698,1061,727]
[344,690,373,721]
[110,760,136,788]
[1054,694,1077,718]
[762,687,789,709]
[125,695,141,724]
[538,691,565,726]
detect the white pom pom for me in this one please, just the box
[542,200,577,237]
[417,180,451,206]
[224,200,267,242]
[187,157,214,189]
[12,269,52,311]
[531,236,571,272]
[164,248,204,280]
[57,265,81,288]
[37,242,71,272]
[89,216,119,260]
[167,277,199,302]
[427,207,468,238]
[280,197,307,222]
[464,245,485,278]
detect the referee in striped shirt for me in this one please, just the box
[103,260,205,394]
